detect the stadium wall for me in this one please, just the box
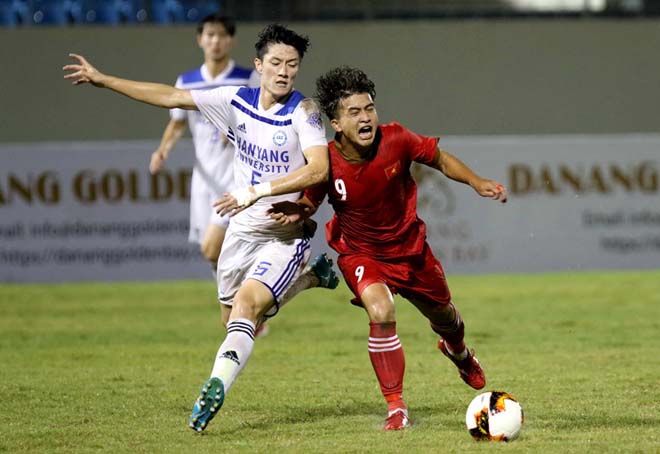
[1,19,660,141]
[2,19,659,281]
[2,135,658,282]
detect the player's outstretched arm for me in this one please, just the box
[267,144,328,195]
[432,148,507,203]
[63,53,196,110]
[150,119,187,174]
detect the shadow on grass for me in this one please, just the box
[186,399,385,436]
[545,413,660,430]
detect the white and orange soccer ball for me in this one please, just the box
[465,391,524,442]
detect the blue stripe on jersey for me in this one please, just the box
[179,65,252,88]
[271,239,310,298]
[274,91,305,116]
[228,66,253,80]
[236,87,260,108]
[236,87,306,116]
[180,68,204,84]
[230,100,293,126]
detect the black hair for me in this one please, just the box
[315,66,377,120]
[196,14,236,36]
[254,24,310,60]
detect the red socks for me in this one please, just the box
[368,322,406,412]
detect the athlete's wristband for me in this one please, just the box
[230,182,272,208]
[253,182,272,199]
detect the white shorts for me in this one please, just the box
[188,167,230,244]
[216,232,311,314]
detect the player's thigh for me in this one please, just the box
[216,234,260,305]
[216,235,311,307]
[250,238,311,304]
[360,282,396,322]
[232,278,279,322]
[337,254,388,298]
[201,223,227,261]
[399,247,452,315]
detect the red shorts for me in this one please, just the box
[337,243,451,307]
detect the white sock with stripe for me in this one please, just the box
[210,318,255,394]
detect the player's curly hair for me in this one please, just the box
[315,66,376,120]
[255,24,310,60]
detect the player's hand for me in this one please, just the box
[149,151,166,174]
[267,201,306,226]
[214,192,242,216]
[474,179,507,203]
[213,187,257,216]
[214,183,272,216]
[63,53,106,87]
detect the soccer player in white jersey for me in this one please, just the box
[150,14,259,275]
[149,15,271,337]
[64,24,336,433]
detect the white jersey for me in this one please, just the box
[191,86,327,240]
[171,61,259,195]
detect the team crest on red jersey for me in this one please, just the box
[385,161,401,180]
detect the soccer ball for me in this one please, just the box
[465,391,524,442]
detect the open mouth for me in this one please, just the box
[358,125,373,140]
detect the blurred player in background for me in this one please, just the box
[269,66,507,431]
[150,14,258,276]
[147,14,271,336]
[63,24,338,433]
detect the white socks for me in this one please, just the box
[210,318,255,393]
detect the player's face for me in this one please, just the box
[332,93,379,148]
[197,23,233,62]
[255,43,301,104]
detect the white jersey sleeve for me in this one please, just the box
[190,86,238,137]
[292,100,328,152]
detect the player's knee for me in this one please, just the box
[365,300,396,323]
[429,301,464,332]
[230,301,260,323]
[232,295,270,324]
[435,302,455,319]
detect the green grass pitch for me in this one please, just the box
[1,270,659,453]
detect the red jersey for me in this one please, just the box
[305,122,438,259]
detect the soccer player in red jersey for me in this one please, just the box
[268,66,507,430]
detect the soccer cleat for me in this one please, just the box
[438,339,486,390]
[383,408,410,431]
[309,253,339,289]
[189,377,225,433]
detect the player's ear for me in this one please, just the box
[330,118,342,133]
[254,58,263,74]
